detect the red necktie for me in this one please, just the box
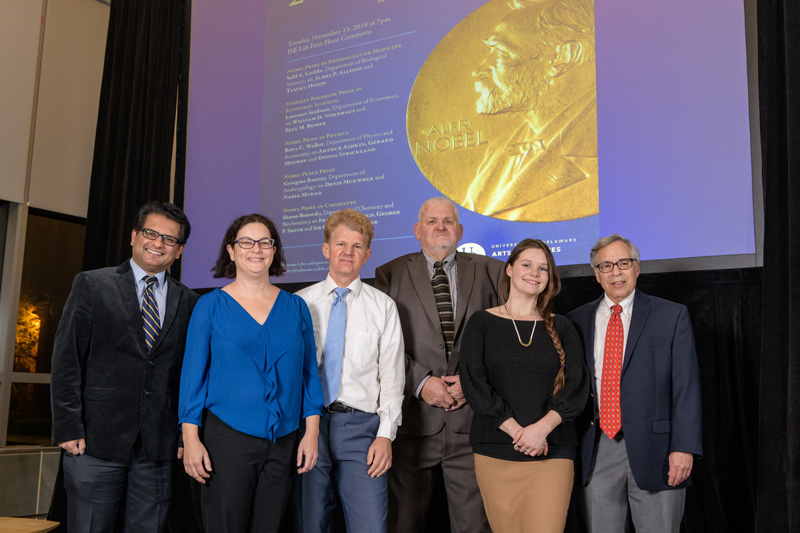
[600,304,623,438]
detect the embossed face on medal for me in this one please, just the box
[473,12,549,117]
[407,0,599,222]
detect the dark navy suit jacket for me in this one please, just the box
[51,261,198,462]
[567,289,702,491]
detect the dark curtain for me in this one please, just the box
[756,0,800,531]
[49,1,187,530]
[82,0,186,271]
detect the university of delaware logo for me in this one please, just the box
[458,243,486,256]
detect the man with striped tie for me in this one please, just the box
[51,201,199,533]
[375,197,504,533]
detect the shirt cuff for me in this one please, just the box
[415,374,432,398]
[377,417,398,441]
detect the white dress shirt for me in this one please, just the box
[297,275,405,440]
[592,289,636,408]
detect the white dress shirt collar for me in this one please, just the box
[322,274,362,299]
[600,289,636,319]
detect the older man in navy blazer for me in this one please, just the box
[567,234,702,533]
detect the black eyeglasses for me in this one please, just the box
[594,258,637,273]
[138,228,182,247]
[234,237,275,250]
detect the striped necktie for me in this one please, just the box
[142,275,161,352]
[432,261,454,360]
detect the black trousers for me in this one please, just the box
[201,411,297,533]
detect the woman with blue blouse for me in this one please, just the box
[179,214,323,533]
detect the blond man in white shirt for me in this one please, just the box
[295,209,405,532]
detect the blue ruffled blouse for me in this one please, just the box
[178,289,323,440]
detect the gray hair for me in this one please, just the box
[590,234,641,267]
[506,0,596,65]
[418,197,460,224]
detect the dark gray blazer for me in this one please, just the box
[374,251,504,436]
[51,261,198,462]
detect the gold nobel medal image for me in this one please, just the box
[407,0,599,222]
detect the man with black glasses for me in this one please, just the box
[51,201,198,533]
[568,234,702,533]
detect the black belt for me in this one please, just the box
[324,402,353,413]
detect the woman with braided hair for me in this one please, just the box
[461,238,589,532]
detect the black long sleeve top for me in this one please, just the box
[461,311,589,461]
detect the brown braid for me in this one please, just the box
[541,306,567,395]
[504,238,567,396]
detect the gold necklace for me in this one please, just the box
[505,304,537,347]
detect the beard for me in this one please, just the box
[474,66,545,116]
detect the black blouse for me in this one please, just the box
[461,311,589,461]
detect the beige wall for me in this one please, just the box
[0,0,109,218]
[0,1,44,205]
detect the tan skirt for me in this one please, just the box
[473,454,574,533]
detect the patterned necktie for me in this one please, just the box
[432,261,454,360]
[142,275,161,353]
[600,304,624,438]
[322,287,349,406]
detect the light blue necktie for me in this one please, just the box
[142,275,161,352]
[322,287,349,406]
